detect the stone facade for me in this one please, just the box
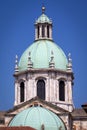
[73,120,87,130]
[14,68,74,112]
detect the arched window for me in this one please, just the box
[37,80,45,100]
[59,81,65,101]
[20,82,25,102]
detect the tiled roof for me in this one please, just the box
[72,108,87,119]
[0,112,6,118]
[0,127,36,130]
[0,111,6,122]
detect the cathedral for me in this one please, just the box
[0,6,87,130]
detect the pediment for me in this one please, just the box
[6,97,68,116]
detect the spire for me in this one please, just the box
[15,55,19,72]
[27,52,33,69]
[67,53,72,71]
[49,51,55,68]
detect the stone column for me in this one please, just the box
[46,78,50,101]
[50,74,55,102]
[35,27,38,40]
[14,81,18,106]
[24,81,26,102]
[32,78,36,97]
[27,79,32,99]
[45,25,47,38]
[18,85,20,104]
[65,81,68,102]
[57,80,59,102]
[49,25,52,39]
[67,80,73,112]
[68,81,72,104]
[54,79,56,102]
[39,25,42,38]
[49,78,52,102]
[25,79,28,101]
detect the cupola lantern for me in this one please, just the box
[35,6,53,40]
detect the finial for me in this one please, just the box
[42,5,45,14]
[67,53,72,71]
[68,53,72,63]
[15,55,19,72]
[27,51,33,69]
[49,51,55,68]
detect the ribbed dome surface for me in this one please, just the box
[9,106,66,130]
[36,14,51,23]
[19,40,68,71]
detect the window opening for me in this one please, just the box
[20,82,24,102]
[37,80,45,100]
[38,26,40,38]
[59,81,65,101]
[42,25,45,37]
[47,25,49,38]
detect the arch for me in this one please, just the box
[37,80,45,100]
[59,80,65,101]
[35,76,46,81]
[20,82,25,102]
[57,76,67,81]
[18,78,26,83]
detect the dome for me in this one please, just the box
[9,106,66,130]
[36,13,52,23]
[19,40,68,71]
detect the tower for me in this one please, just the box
[14,6,74,112]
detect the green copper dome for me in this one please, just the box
[9,106,66,130]
[36,13,52,23]
[19,40,68,71]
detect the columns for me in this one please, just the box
[39,25,42,38]
[35,23,52,40]
[57,80,59,102]
[18,85,20,104]
[68,81,73,104]
[46,78,50,101]
[14,82,18,106]
[49,25,52,39]
[24,82,27,101]
[45,25,47,38]
[35,27,38,40]
[65,81,68,102]
[14,81,20,106]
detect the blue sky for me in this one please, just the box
[0,0,87,110]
